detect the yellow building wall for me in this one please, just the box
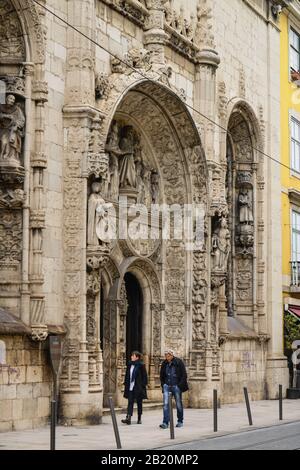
[281,13,300,286]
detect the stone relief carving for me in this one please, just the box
[101,0,149,28]
[0,188,25,208]
[0,210,22,267]
[163,0,216,63]
[30,324,48,342]
[192,251,208,347]
[164,2,196,40]
[0,76,25,97]
[194,0,215,50]
[218,81,227,121]
[151,303,162,355]
[0,0,26,60]
[239,67,246,99]
[0,95,25,168]
[95,73,111,100]
[111,48,151,75]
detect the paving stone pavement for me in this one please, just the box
[0,400,300,450]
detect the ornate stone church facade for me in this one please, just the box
[0,0,289,429]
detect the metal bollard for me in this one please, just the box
[279,385,283,421]
[243,387,253,426]
[109,396,122,450]
[168,392,175,440]
[50,400,56,451]
[213,390,218,433]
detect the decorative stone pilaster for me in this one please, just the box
[60,0,102,424]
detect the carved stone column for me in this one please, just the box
[29,76,48,334]
[144,0,168,69]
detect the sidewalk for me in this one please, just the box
[0,400,300,450]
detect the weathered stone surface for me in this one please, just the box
[0,0,288,430]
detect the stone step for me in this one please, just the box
[103,401,163,416]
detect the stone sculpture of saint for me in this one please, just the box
[119,126,137,189]
[88,182,112,246]
[0,94,25,165]
[141,165,152,208]
[238,189,254,225]
[212,217,231,271]
[106,121,121,200]
[135,157,145,204]
[150,171,160,204]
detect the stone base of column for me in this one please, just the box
[60,389,103,425]
[188,379,221,409]
[265,357,289,399]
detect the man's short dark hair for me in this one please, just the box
[131,351,142,359]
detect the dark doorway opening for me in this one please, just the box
[124,273,143,361]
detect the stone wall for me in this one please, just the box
[222,338,268,403]
[0,335,51,432]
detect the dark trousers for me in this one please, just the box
[127,391,143,417]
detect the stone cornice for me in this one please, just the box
[289,188,300,205]
[100,0,149,27]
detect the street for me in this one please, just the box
[0,401,299,450]
[161,422,300,451]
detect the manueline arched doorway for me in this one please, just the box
[124,272,143,361]
[96,78,208,408]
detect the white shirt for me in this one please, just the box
[129,365,135,391]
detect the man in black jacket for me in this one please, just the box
[159,349,188,429]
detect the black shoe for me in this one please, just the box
[137,417,142,424]
[121,416,131,425]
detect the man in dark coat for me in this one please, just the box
[121,351,148,425]
[159,349,188,429]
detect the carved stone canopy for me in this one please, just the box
[0,76,26,98]
[0,307,30,335]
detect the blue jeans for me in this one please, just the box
[163,384,183,425]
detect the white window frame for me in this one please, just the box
[290,113,300,177]
[291,209,300,262]
[290,27,300,73]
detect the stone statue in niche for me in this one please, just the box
[212,217,231,271]
[106,122,160,205]
[88,182,113,246]
[0,94,25,166]
[119,126,137,189]
[106,121,121,200]
[135,157,145,204]
[238,188,254,225]
[151,170,160,204]
[142,165,152,207]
